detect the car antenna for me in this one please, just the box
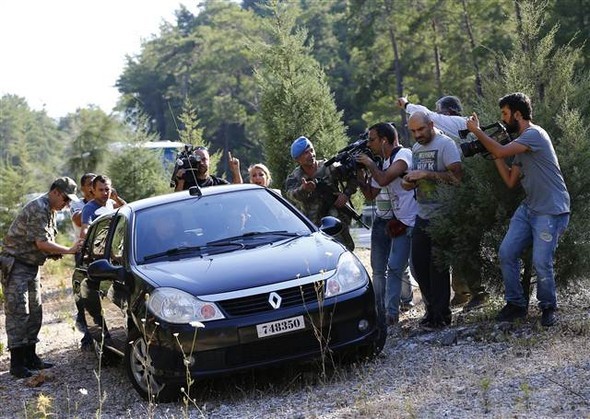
[188,185,202,197]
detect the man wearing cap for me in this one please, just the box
[397,95,490,312]
[0,177,83,378]
[285,136,357,251]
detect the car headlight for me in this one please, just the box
[324,252,369,298]
[148,287,225,324]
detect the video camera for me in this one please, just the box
[458,122,513,158]
[325,131,377,178]
[169,144,203,188]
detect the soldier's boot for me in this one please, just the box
[9,347,33,378]
[24,344,54,370]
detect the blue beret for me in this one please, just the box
[290,136,312,159]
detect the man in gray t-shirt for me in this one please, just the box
[402,112,463,329]
[467,92,570,327]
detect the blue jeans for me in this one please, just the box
[498,203,569,309]
[370,217,413,317]
[386,226,413,317]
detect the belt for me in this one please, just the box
[12,257,39,269]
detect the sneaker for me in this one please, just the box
[387,314,399,326]
[419,314,431,326]
[80,333,94,352]
[400,301,415,312]
[462,293,489,312]
[420,320,447,331]
[74,312,87,333]
[451,293,470,307]
[541,308,558,327]
[496,302,527,322]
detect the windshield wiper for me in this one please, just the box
[207,230,302,246]
[143,242,245,261]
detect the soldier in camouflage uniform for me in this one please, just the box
[285,136,358,251]
[0,177,83,378]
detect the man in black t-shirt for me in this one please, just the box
[174,147,243,191]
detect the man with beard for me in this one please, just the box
[174,147,242,191]
[402,112,463,329]
[466,92,570,326]
[398,95,490,312]
[356,123,418,325]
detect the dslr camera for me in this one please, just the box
[169,144,203,187]
[459,122,513,158]
[325,131,377,179]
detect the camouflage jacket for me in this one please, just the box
[285,159,358,226]
[2,194,57,266]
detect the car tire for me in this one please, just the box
[125,329,181,402]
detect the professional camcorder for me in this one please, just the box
[325,131,377,178]
[459,122,513,158]
[169,144,203,188]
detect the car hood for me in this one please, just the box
[133,234,347,295]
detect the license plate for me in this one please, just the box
[256,315,305,338]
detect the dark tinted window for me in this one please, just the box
[134,189,311,263]
[110,217,127,266]
[81,217,112,265]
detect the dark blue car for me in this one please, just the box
[74,184,385,401]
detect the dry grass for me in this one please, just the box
[0,249,589,418]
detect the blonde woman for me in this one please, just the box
[248,163,281,194]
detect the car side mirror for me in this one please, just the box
[88,259,126,283]
[319,216,343,236]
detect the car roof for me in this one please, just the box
[125,183,266,212]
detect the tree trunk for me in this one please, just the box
[461,0,483,97]
[383,0,409,144]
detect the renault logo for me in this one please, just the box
[268,292,282,309]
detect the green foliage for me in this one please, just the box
[0,96,61,239]
[61,106,126,181]
[107,115,170,202]
[175,98,223,175]
[429,1,590,284]
[0,95,65,181]
[253,0,348,191]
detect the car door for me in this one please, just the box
[100,214,130,352]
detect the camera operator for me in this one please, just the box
[398,95,490,312]
[466,92,570,327]
[174,147,242,191]
[401,112,463,330]
[356,123,418,325]
[285,136,357,251]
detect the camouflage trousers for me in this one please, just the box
[2,261,42,349]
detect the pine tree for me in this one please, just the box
[429,1,590,284]
[253,0,349,191]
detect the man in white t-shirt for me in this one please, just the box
[357,122,419,326]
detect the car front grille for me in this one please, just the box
[218,281,324,317]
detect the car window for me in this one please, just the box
[81,217,112,265]
[110,217,127,266]
[134,189,311,263]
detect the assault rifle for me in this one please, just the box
[315,178,369,229]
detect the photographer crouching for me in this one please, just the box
[466,92,570,327]
[285,136,359,251]
[173,146,242,191]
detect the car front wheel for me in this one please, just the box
[125,329,180,402]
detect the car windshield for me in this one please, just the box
[134,189,312,264]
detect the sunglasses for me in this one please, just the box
[60,191,71,204]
